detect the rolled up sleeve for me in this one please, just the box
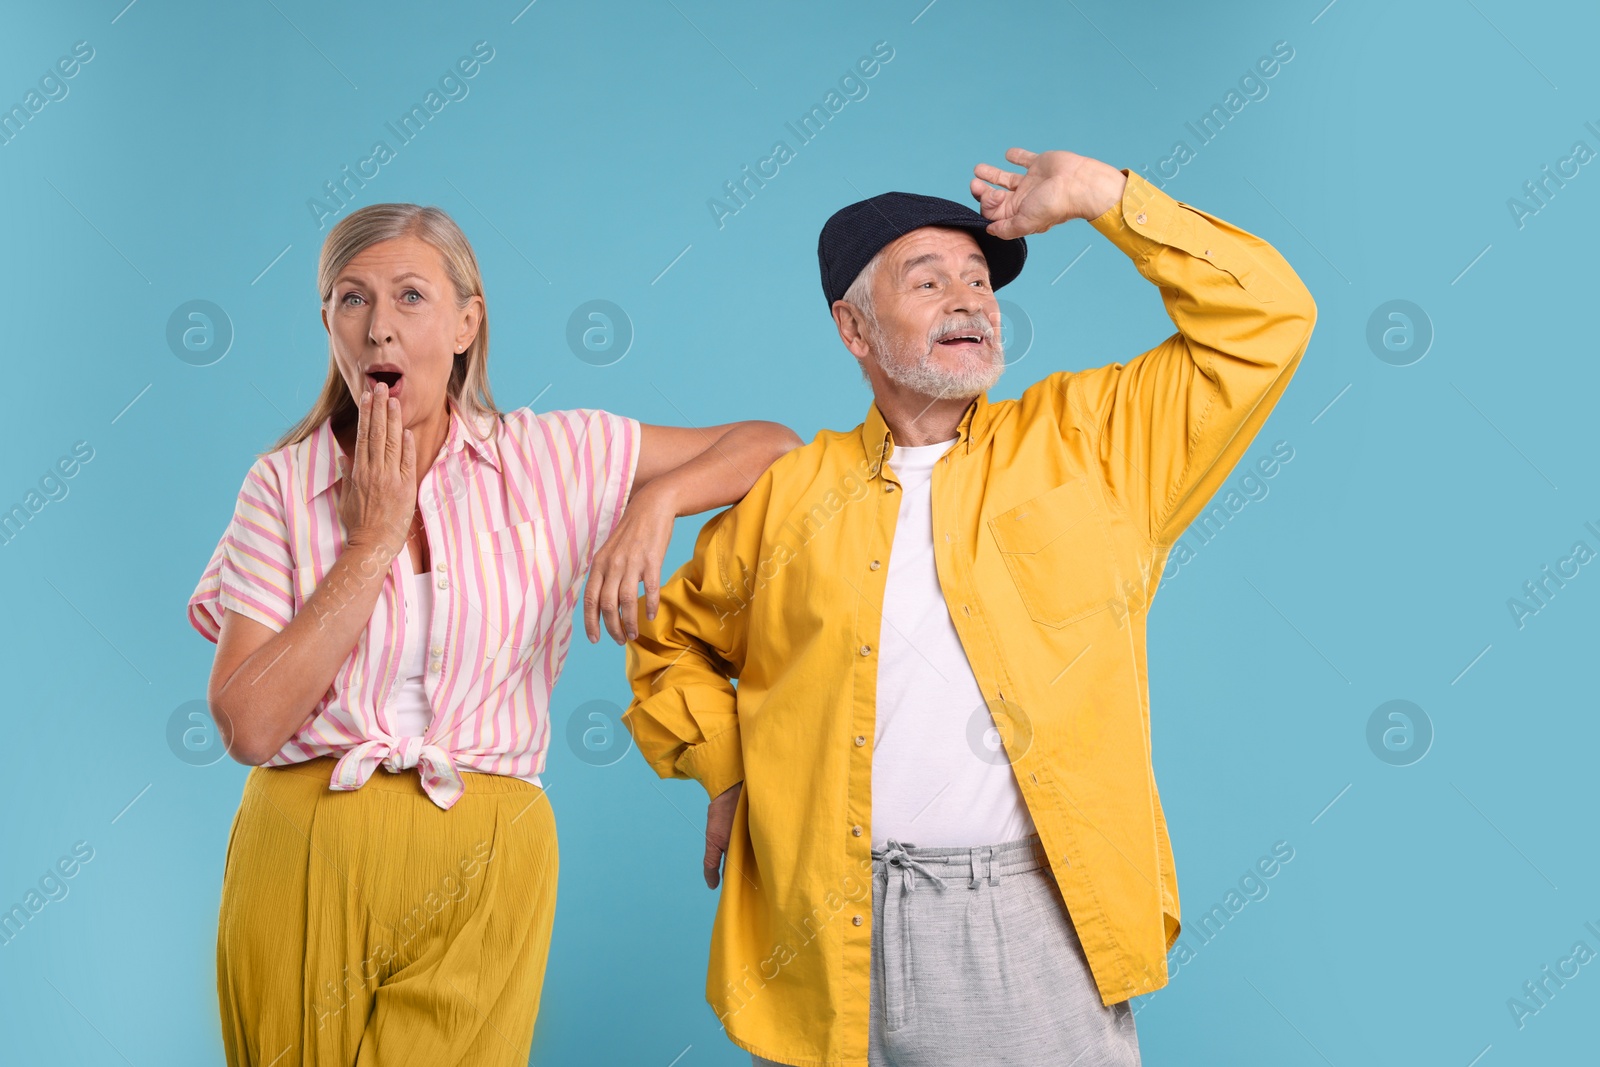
[187,456,295,643]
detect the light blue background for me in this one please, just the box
[2,0,1596,1064]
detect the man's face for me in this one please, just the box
[861,227,1005,400]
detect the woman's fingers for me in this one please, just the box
[384,394,402,471]
[616,567,640,642]
[581,572,602,643]
[367,383,387,473]
[643,561,662,622]
[585,559,620,643]
[355,388,373,470]
[598,563,625,644]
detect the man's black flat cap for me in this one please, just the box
[818,192,1027,308]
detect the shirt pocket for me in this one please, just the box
[987,477,1117,628]
[472,517,555,661]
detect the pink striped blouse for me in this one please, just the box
[188,395,640,810]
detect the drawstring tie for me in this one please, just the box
[879,840,948,894]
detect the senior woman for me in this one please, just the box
[187,202,800,1065]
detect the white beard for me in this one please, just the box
[870,316,1006,401]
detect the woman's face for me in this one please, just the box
[321,234,482,426]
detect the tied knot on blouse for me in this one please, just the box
[330,735,465,807]
[384,734,429,772]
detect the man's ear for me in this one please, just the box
[832,300,872,361]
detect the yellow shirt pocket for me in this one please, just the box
[987,477,1118,628]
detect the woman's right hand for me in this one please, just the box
[336,381,417,557]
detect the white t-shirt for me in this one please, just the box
[392,568,542,787]
[871,439,1037,850]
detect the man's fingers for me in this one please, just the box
[1004,146,1038,168]
[703,837,723,889]
[970,178,1009,219]
[973,161,1021,190]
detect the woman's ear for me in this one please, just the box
[456,294,484,352]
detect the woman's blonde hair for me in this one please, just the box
[265,203,502,456]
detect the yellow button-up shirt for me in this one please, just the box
[624,169,1317,1066]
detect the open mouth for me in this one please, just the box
[937,334,985,347]
[365,369,404,396]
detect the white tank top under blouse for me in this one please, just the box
[395,567,541,787]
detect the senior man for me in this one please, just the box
[622,146,1317,1066]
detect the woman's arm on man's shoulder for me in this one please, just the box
[584,420,803,645]
[632,421,803,505]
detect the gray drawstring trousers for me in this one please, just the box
[752,834,1141,1066]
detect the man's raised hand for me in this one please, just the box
[970,147,1128,239]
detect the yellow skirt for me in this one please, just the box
[216,756,558,1067]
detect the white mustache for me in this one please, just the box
[928,316,997,347]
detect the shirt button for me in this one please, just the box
[852,915,863,926]
[854,735,866,747]
[884,484,897,493]
[859,645,871,656]
[962,604,972,616]
[431,644,444,656]
[1135,211,1147,224]
[869,560,881,570]
[428,661,441,673]
[851,825,862,837]
[437,561,448,573]
[437,577,449,590]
